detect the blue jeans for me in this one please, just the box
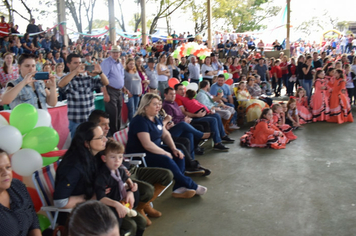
[282,74,289,92]
[302,80,313,103]
[69,120,80,138]
[127,95,140,121]
[169,122,204,160]
[193,113,226,144]
[145,146,197,191]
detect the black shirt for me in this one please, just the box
[302,63,314,80]
[0,179,40,236]
[95,164,129,202]
[313,59,322,69]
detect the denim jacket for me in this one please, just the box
[8,75,48,110]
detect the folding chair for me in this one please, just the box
[113,127,172,197]
[32,161,72,229]
[113,127,147,167]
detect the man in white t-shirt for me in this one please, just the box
[341,35,348,53]
[214,31,221,48]
[230,31,237,42]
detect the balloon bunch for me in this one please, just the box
[172,42,211,60]
[0,103,60,176]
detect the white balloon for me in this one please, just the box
[35,109,52,128]
[0,125,23,154]
[228,73,233,79]
[186,82,199,92]
[0,115,8,126]
[11,149,43,176]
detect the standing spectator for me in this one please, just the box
[346,34,354,53]
[271,59,282,97]
[145,58,158,91]
[229,57,241,83]
[26,18,39,34]
[136,57,150,94]
[178,56,188,81]
[101,45,126,135]
[302,55,314,101]
[58,53,109,137]
[254,58,269,82]
[280,56,289,95]
[166,55,180,79]
[124,58,142,121]
[171,31,178,49]
[312,52,322,69]
[156,53,170,98]
[188,56,200,84]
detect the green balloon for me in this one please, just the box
[186,48,192,55]
[224,73,229,80]
[37,214,51,232]
[22,127,59,154]
[42,156,59,166]
[181,81,189,87]
[10,103,38,135]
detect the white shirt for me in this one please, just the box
[188,63,200,80]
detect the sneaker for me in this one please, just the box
[185,168,205,176]
[213,143,229,151]
[199,166,212,176]
[195,185,208,195]
[194,146,205,155]
[221,135,235,143]
[229,124,240,130]
[172,187,196,199]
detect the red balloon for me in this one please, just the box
[12,171,23,181]
[0,111,10,123]
[168,78,179,88]
[225,78,233,85]
[27,187,42,212]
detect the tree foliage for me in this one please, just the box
[182,1,208,35]
[213,0,281,32]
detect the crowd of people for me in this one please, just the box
[0,15,356,235]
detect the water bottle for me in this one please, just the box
[124,93,129,103]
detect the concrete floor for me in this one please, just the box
[146,109,356,236]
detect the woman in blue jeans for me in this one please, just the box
[125,93,207,199]
[124,58,142,121]
[302,55,314,102]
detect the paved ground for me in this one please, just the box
[145,108,356,236]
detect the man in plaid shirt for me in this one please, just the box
[58,54,109,137]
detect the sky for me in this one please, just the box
[7,0,356,40]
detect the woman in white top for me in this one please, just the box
[201,56,218,85]
[156,54,170,98]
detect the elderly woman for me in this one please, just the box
[1,54,57,109]
[201,56,218,85]
[125,93,207,198]
[246,76,272,106]
[0,149,41,236]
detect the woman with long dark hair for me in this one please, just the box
[53,122,108,219]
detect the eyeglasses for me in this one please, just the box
[92,135,106,141]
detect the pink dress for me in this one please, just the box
[296,96,312,124]
[0,66,19,87]
[272,113,297,140]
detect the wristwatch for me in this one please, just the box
[98,71,103,75]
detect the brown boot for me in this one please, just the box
[225,114,235,133]
[143,184,166,218]
[222,119,230,135]
[136,202,152,226]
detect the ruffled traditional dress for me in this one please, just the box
[272,113,297,140]
[240,119,289,149]
[310,78,330,122]
[325,75,335,99]
[296,96,313,124]
[235,89,269,122]
[327,78,354,124]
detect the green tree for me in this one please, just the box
[182,1,209,35]
[213,0,281,32]
[86,19,109,30]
